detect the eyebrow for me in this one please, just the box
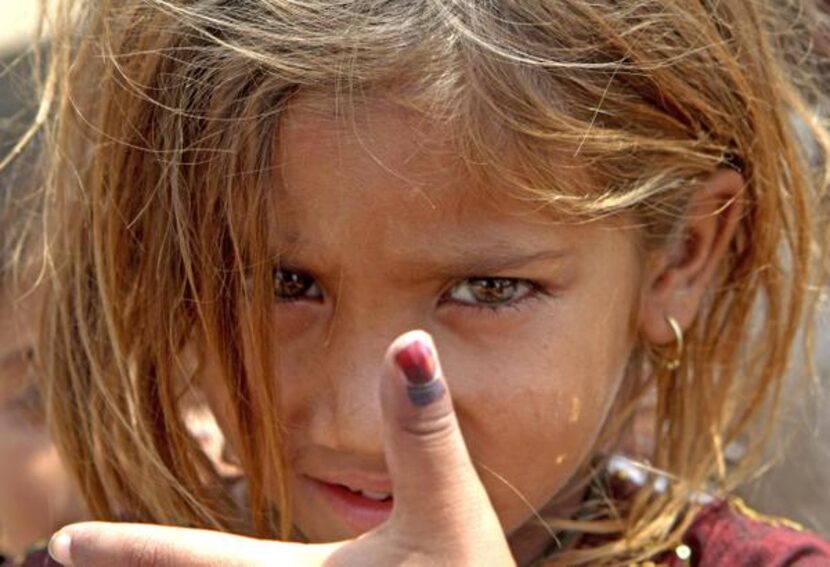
[413,246,573,276]
[273,238,572,279]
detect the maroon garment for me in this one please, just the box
[662,499,830,566]
[0,548,59,567]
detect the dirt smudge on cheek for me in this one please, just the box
[568,395,581,424]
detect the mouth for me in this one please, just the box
[305,476,394,533]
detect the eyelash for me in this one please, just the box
[438,278,547,313]
[272,268,547,313]
[272,267,323,303]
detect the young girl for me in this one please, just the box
[21,0,830,564]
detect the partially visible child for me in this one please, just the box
[0,189,235,565]
[0,189,88,563]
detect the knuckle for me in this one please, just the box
[398,408,458,443]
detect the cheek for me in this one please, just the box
[445,307,633,532]
[198,348,246,456]
[0,424,70,551]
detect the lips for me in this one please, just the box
[304,474,395,533]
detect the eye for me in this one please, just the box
[11,382,43,415]
[4,379,45,426]
[442,277,540,309]
[272,268,323,302]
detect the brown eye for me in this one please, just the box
[14,382,43,414]
[445,278,536,306]
[6,381,46,425]
[273,268,322,302]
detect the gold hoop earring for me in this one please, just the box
[664,315,684,370]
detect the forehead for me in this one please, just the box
[269,93,632,275]
[278,94,467,198]
[275,94,570,236]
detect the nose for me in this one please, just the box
[291,323,399,456]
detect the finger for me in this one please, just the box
[48,522,341,567]
[379,331,509,555]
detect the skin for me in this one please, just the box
[258,97,641,560]
[0,289,87,556]
[47,96,744,566]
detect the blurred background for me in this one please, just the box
[0,0,40,191]
[0,0,39,120]
[0,0,828,547]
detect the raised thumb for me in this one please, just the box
[379,330,506,550]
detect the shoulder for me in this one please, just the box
[669,498,830,566]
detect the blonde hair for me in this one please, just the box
[22,0,830,563]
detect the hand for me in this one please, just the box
[48,330,516,566]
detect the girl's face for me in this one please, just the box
[0,292,87,554]
[211,97,643,545]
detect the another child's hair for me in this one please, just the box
[29,0,830,563]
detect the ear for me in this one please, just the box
[639,168,744,345]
